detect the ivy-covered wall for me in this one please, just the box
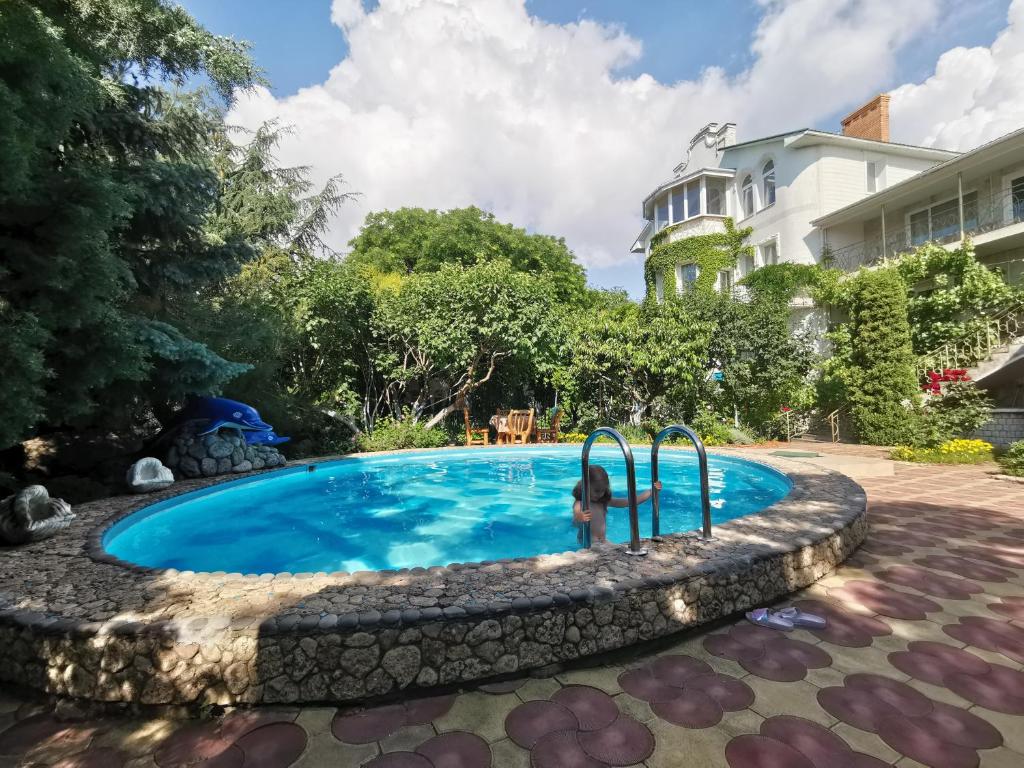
[644,218,754,300]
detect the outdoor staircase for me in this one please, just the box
[917,302,1024,386]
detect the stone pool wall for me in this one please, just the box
[0,449,866,707]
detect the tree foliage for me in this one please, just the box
[844,268,920,445]
[347,206,587,303]
[895,240,1018,353]
[0,0,262,447]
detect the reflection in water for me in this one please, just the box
[104,447,792,573]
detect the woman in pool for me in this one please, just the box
[572,465,660,544]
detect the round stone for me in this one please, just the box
[845,674,933,717]
[763,637,832,669]
[405,694,457,724]
[650,655,712,687]
[651,689,723,729]
[816,686,901,733]
[415,731,491,768]
[530,730,604,768]
[155,721,234,767]
[946,666,1024,714]
[685,673,755,711]
[617,667,685,703]
[552,686,619,731]
[912,700,1002,750]
[877,714,981,768]
[829,580,941,620]
[332,705,407,744]
[725,734,816,768]
[914,555,1012,583]
[760,715,852,766]
[234,723,307,768]
[577,714,655,765]
[704,633,760,662]
[738,646,806,682]
[504,700,578,748]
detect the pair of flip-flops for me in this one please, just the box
[746,606,826,630]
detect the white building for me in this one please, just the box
[632,96,1024,443]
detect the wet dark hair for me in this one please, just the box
[572,465,612,504]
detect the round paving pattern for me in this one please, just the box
[914,555,1015,583]
[725,715,889,768]
[943,616,1024,665]
[618,653,754,728]
[333,696,456,744]
[789,599,891,648]
[827,578,941,619]
[504,686,654,767]
[818,674,1002,768]
[875,564,983,600]
[703,623,831,682]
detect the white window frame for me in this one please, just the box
[758,237,779,267]
[717,269,733,295]
[741,174,755,218]
[761,160,776,207]
[905,190,979,245]
[1003,170,1024,224]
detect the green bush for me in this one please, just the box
[919,381,993,446]
[998,441,1024,477]
[691,412,733,446]
[891,439,994,464]
[356,415,450,452]
[846,269,921,445]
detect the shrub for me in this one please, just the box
[691,412,733,446]
[919,381,993,446]
[846,269,921,445]
[891,439,994,464]
[356,415,450,452]
[998,441,1024,477]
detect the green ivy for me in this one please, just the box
[644,218,753,299]
[740,263,841,304]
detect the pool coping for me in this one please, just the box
[0,446,867,706]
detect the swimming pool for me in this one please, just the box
[103,446,791,573]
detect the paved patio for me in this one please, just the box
[2,453,1023,768]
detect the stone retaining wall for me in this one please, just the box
[975,408,1024,448]
[0,449,866,706]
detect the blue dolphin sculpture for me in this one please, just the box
[176,397,273,435]
[244,429,291,446]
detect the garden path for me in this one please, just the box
[2,450,1023,768]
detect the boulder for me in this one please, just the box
[0,486,75,545]
[125,458,174,493]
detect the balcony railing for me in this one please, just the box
[825,187,1024,272]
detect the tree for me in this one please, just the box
[371,260,557,428]
[0,0,260,447]
[555,299,713,426]
[347,206,587,302]
[845,268,920,445]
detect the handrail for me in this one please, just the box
[580,427,646,556]
[651,425,712,541]
[916,301,1024,377]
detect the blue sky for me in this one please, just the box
[180,0,1015,295]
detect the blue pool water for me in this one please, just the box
[104,446,791,573]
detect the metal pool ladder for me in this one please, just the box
[579,427,646,555]
[579,424,713,554]
[651,424,713,541]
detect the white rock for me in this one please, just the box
[126,457,174,493]
[0,485,75,544]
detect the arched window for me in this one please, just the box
[762,160,776,206]
[741,175,754,217]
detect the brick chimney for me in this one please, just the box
[841,94,890,142]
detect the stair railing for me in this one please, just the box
[650,425,712,540]
[579,427,646,556]
[917,301,1024,378]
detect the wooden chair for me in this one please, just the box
[535,407,562,443]
[506,409,535,445]
[463,406,489,446]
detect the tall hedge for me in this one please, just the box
[847,268,920,445]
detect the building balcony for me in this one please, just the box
[826,187,1024,272]
[656,214,729,244]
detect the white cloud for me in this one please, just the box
[890,0,1024,150]
[228,0,974,291]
